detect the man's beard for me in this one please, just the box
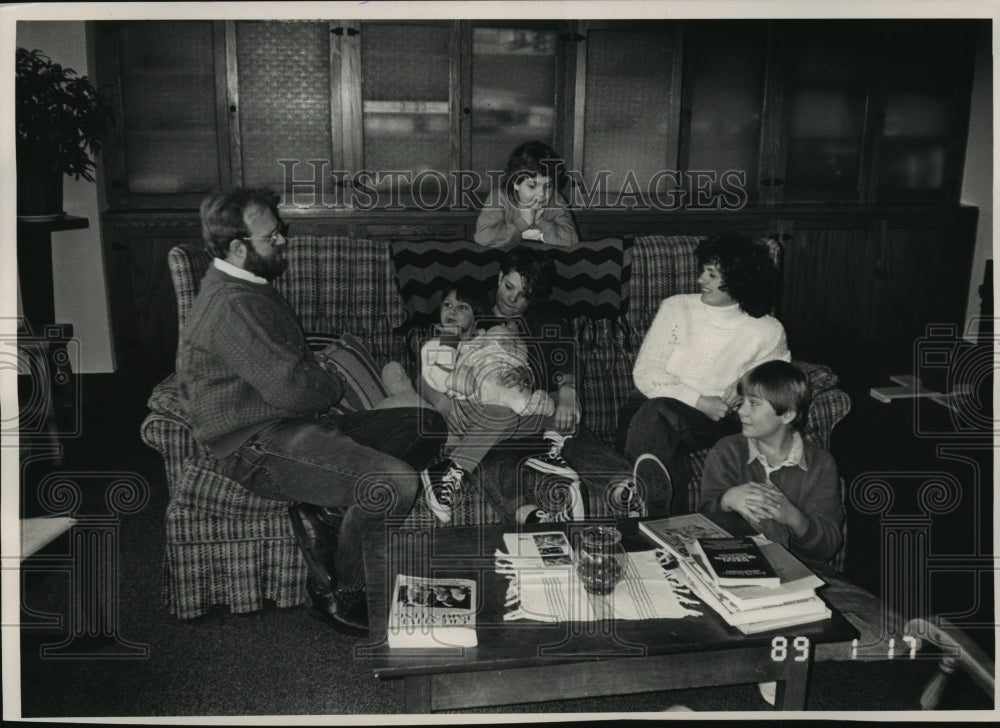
[244,245,287,281]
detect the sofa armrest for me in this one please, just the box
[805,388,852,452]
[147,371,189,422]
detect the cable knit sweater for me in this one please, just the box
[633,294,790,407]
[177,265,343,459]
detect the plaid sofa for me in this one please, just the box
[141,235,851,619]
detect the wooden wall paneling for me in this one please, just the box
[757,21,785,205]
[335,18,363,180]
[212,21,233,189]
[869,208,979,343]
[93,23,129,208]
[224,21,242,186]
[452,20,471,207]
[104,215,203,371]
[777,217,878,349]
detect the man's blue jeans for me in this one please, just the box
[226,407,446,591]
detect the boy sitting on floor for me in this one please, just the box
[698,360,911,702]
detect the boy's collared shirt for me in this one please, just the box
[747,431,806,481]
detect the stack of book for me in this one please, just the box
[639,514,831,634]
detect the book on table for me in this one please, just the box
[675,553,829,627]
[638,514,830,632]
[387,574,477,648]
[638,513,734,561]
[691,536,781,588]
[496,530,576,580]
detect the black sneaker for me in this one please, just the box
[420,460,465,523]
[525,476,586,522]
[517,504,567,524]
[524,435,579,480]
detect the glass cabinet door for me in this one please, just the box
[100,21,223,204]
[234,21,333,194]
[469,23,563,197]
[576,21,682,205]
[358,21,452,204]
[681,21,767,206]
[777,21,871,203]
[874,20,975,204]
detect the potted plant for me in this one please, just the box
[16,47,114,219]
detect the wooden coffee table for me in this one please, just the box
[361,519,858,713]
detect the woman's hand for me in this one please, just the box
[695,395,731,421]
[719,481,782,526]
[553,384,581,432]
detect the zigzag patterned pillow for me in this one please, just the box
[390,238,633,331]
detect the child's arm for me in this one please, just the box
[533,195,579,247]
[699,438,778,525]
[760,451,844,563]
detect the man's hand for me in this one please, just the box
[695,395,731,421]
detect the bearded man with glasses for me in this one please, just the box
[176,188,446,637]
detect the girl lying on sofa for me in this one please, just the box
[380,277,581,524]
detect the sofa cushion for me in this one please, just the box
[314,333,389,413]
[390,238,633,330]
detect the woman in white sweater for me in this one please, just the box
[615,233,790,515]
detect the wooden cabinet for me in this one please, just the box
[773,206,978,367]
[103,213,202,374]
[95,18,978,211]
[91,19,983,373]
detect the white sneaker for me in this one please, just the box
[634,452,671,514]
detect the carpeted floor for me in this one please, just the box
[14,368,995,719]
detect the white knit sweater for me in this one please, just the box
[632,294,790,407]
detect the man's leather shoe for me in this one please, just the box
[288,503,343,594]
[304,576,370,637]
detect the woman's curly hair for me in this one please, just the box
[696,233,777,318]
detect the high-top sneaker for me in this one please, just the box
[524,431,579,481]
[420,460,466,523]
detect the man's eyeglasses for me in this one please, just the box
[242,222,288,245]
